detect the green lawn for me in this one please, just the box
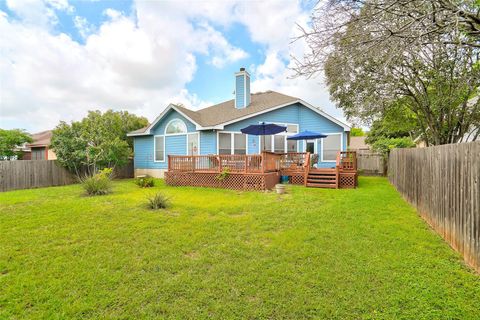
[0,177,479,319]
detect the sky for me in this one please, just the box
[0,0,346,133]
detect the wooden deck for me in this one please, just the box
[165,151,357,190]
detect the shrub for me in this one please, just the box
[216,167,230,181]
[372,137,416,156]
[135,176,155,188]
[147,192,170,210]
[80,168,113,196]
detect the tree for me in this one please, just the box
[293,0,480,145]
[293,0,480,77]
[364,104,418,155]
[0,129,32,160]
[365,102,420,145]
[371,137,416,156]
[350,127,365,136]
[51,110,148,175]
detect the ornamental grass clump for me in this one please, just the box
[134,176,155,188]
[147,192,170,210]
[80,168,113,196]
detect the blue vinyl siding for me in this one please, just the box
[166,135,186,156]
[133,136,154,169]
[235,74,245,109]
[245,74,250,106]
[200,130,216,154]
[133,109,196,169]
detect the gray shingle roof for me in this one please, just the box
[177,90,298,127]
[128,126,149,135]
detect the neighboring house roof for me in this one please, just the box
[349,136,370,150]
[128,91,350,136]
[27,130,53,147]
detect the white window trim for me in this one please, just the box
[186,132,200,156]
[258,122,299,153]
[320,132,343,162]
[217,131,248,155]
[153,135,166,162]
[164,118,188,135]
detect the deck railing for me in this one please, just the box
[278,152,309,170]
[336,151,357,171]
[168,154,264,173]
[168,151,356,174]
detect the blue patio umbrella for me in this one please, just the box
[286,130,327,140]
[241,122,287,151]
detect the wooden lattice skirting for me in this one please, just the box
[339,172,357,188]
[165,172,280,191]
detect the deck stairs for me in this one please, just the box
[305,168,338,188]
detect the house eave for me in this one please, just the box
[127,104,204,136]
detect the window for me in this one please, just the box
[286,124,298,134]
[322,134,342,161]
[219,133,231,154]
[165,119,187,134]
[233,133,246,154]
[260,123,299,153]
[31,147,45,160]
[262,135,272,151]
[154,136,165,161]
[218,132,247,154]
[187,133,199,155]
[274,135,285,153]
[287,139,297,152]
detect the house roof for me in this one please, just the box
[27,130,53,147]
[128,90,350,136]
[177,91,299,127]
[349,136,370,150]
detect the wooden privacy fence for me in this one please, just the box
[356,150,385,175]
[388,141,480,272]
[0,160,134,192]
[0,160,75,192]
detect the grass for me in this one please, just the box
[0,177,479,319]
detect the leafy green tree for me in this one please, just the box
[350,128,364,137]
[371,137,416,157]
[51,110,147,175]
[0,129,32,160]
[364,103,418,155]
[365,103,420,145]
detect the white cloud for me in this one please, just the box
[5,0,74,28]
[103,8,122,20]
[0,1,248,132]
[46,0,74,13]
[0,0,346,133]
[195,22,248,68]
[73,16,95,39]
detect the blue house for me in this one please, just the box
[128,68,350,178]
